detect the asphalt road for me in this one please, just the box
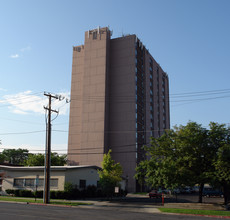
[0,202,221,220]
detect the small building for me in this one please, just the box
[0,165,100,194]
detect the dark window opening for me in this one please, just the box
[80,179,86,189]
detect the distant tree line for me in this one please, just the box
[0,148,66,166]
[135,121,230,205]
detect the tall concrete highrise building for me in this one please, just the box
[68,27,170,192]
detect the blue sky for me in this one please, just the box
[0,0,230,154]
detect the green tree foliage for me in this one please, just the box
[24,153,44,166]
[209,122,230,205]
[0,140,4,163]
[134,161,147,192]
[214,145,230,205]
[2,148,29,165]
[25,153,67,166]
[0,153,5,163]
[97,150,123,197]
[136,121,230,203]
[50,153,67,166]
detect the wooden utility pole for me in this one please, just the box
[43,92,58,204]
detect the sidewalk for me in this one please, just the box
[76,199,161,214]
[164,202,225,211]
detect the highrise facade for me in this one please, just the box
[68,27,170,192]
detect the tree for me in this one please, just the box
[97,150,123,197]
[25,153,67,166]
[24,153,44,166]
[208,122,230,205]
[0,153,5,163]
[137,122,217,203]
[50,153,67,166]
[174,122,215,203]
[0,141,4,163]
[214,145,230,205]
[134,161,147,192]
[2,148,29,165]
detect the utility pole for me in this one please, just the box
[43,92,58,204]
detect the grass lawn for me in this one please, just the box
[0,196,93,206]
[159,208,230,217]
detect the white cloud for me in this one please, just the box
[0,88,7,92]
[20,46,31,52]
[1,91,70,116]
[10,46,31,59]
[10,54,19,59]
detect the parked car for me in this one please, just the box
[149,190,162,198]
[158,188,170,194]
[202,188,223,197]
[180,186,192,194]
[191,186,199,193]
[172,188,180,194]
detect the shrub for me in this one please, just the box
[55,190,66,199]
[50,190,57,199]
[5,189,15,195]
[86,185,97,198]
[19,190,34,197]
[72,187,80,199]
[79,189,86,198]
[96,188,105,197]
[34,190,43,198]
[14,190,20,197]
[64,182,74,193]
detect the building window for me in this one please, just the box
[149,66,153,72]
[50,179,58,188]
[38,179,44,187]
[149,58,153,64]
[13,178,57,188]
[79,179,86,189]
[13,179,24,187]
[25,179,35,187]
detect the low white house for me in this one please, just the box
[0,165,101,193]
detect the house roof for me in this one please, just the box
[0,165,101,172]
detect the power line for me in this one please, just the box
[0,97,46,108]
[170,88,230,96]
[0,130,45,135]
[69,88,230,99]
[69,93,230,105]
[0,117,44,125]
[0,91,44,101]
[1,88,230,107]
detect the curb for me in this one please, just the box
[160,211,230,219]
[0,200,92,208]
